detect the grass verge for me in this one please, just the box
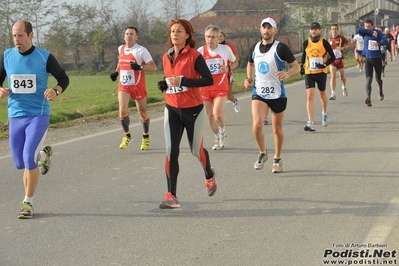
[0,52,357,139]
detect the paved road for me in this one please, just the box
[1,61,399,266]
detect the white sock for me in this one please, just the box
[24,196,33,203]
[342,85,346,90]
[219,126,225,134]
[322,112,327,116]
[214,134,220,140]
[39,150,47,162]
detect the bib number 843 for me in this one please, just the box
[14,79,33,88]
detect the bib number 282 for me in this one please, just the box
[261,86,275,94]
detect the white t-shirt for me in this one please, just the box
[353,34,364,51]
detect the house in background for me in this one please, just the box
[190,0,288,67]
[190,0,399,65]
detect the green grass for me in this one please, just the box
[0,52,357,139]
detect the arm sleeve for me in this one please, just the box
[300,40,308,64]
[358,28,373,37]
[0,54,6,87]
[323,39,336,66]
[46,53,69,92]
[180,54,213,88]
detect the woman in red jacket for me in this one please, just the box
[158,19,216,209]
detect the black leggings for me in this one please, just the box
[364,57,383,99]
[163,104,213,196]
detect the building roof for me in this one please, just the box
[191,0,284,34]
[211,0,284,11]
[191,14,282,34]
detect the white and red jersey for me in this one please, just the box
[117,43,153,91]
[197,44,236,90]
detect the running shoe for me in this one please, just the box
[254,151,268,170]
[365,98,372,107]
[38,145,53,175]
[378,88,384,101]
[205,168,217,196]
[119,136,132,149]
[272,159,283,173]
[342,87,348,97]
[322,114,329,127]
[233,98,241,113]
[212,140,222,150]
[18,201,34,219]
[329,94,336,100]
[219,131,227,147]
[159,192,180,209]
[304,121,316,132]
[263,116,269,125]
[140,136,150,150]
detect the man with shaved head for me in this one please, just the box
[0,20,69,219]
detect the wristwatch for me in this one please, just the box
[53,88,60,96]
[140,65,144,71]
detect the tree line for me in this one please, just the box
[0,0,214,72]
[0,0,357,72]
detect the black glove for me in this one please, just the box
[130,61,141,70]
[110,71,118,81]
[315,63,326,69]
[300,64,305,76]
[157,80,167,92]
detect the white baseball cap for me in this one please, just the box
[260,17,277,28]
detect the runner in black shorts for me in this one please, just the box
[300,22,335,132]
[244,17,300,173]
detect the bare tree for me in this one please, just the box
[122,0,155,45]
[160,0,186,22]
[61,2,97,70]
[0,0,15,51]
[14,0,56,46]
[42,15,69,66]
